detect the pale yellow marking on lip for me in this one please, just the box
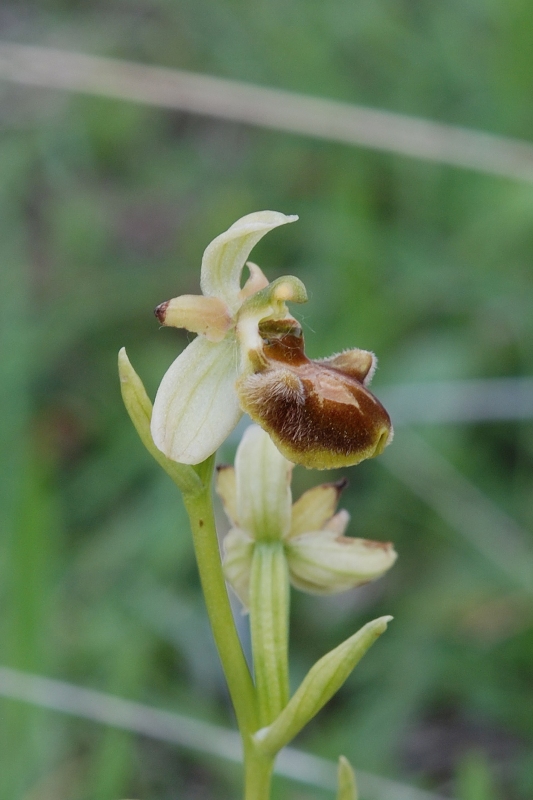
[312,371,361,408]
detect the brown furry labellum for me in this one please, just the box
[236,320,393,470]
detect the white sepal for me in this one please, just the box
[151,335,242,464]
[222,527,255,610]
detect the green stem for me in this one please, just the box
[243,744,275,800]
[183,471,258,736]
[249,541,290,727]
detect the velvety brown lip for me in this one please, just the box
[238,324,392,470]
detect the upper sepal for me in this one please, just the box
[200,211,298,313]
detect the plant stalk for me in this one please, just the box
[243,743,275,800]
[183,473,258,736]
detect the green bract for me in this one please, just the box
[253,616,392,755]
[150,211,302,464]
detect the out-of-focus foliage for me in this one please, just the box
[1,1,533,798]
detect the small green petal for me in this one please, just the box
[200,211,298,313]
[235,425,293,542]
[216,465,238,525]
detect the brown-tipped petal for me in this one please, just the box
[215,465,238,525]
[237,328,392,470]
[286,532,397,595]
[239,262,269,300]
[154,295,232,342]
[319,349,377,386]
[337,756,358,800]
[288,479,348,539]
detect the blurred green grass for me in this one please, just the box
[1,1,533,798]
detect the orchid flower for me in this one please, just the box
[151,211,393,469]
[217,425,397,609]
[121,213,395,800]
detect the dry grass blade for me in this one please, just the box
[1,42,533,182]
[381,377,533,426]
[0,666,449,800]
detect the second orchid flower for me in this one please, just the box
[217,425,397,609]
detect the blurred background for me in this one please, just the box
[1,1,533,799]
